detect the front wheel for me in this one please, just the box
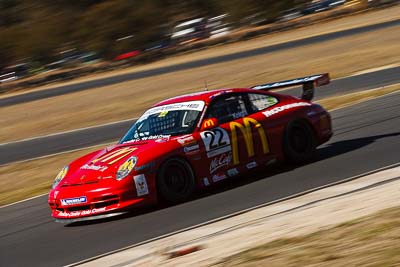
[283,120,317,164]
[157,158,195,203]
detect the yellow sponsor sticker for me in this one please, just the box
[230,118,270,165]
[158,111,169,117]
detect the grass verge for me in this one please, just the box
[1,84,399,206]
[1,23,400,143]
[216,206,400,267]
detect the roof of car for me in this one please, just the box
[153,88,265,107]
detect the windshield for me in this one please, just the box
[120,100,205,143]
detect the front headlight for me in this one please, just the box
[52,165,69,189]
[116,156,137,180]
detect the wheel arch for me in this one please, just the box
[283,117,317,143]
[155,155,197,203]
[282,117,318,164]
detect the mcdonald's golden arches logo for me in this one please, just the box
[229,118,269,165]
[202,118,216,129]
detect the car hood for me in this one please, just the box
[59,139,171,186]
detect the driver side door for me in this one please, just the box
[199,93,250,184]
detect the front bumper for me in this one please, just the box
[55,211,127,224]
[48,176,154,220]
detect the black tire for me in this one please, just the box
[157,158,195,203]
[283,120,317,164]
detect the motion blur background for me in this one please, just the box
[0,0,393,88]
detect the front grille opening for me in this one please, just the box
[93,195,119,202]
[94,199,119,209]
[61,183,83,187]
[61,180,98,187]
[61,197,120,213]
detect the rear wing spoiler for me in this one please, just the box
[251,73,330,101]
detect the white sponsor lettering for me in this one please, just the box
[134,174,149,196]
[124,135,171,143]
[61,196,87,206]
[262,102,311,117]
[203,177,210,186]
[58,211,81,217]
[141,101,205,119]
[246,161,257,169]
[58,207,107,217]
[80,164,108,172]
[210,153,232,174]
[177,135,195,145]
[212,173,227,182]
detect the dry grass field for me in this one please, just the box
[1,24,399,143]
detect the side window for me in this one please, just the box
[248,93,279,113]
[207,94,248,124]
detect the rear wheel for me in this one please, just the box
[157,158,195,203]
[284,120,317,164]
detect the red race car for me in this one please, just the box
[48,74,332,222]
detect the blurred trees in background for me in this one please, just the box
[0,0,306,69]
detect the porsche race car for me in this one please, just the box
[48,73,332,222]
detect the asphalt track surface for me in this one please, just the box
[1,90,400,267]
[0,18,399,108]
[1,66,400,165]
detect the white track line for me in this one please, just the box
[0,118,134,146]
[0,193,49,209]
[1,64,399,147]
[0,141,115,167]
[325,83,400,112]
[342,63,400,78]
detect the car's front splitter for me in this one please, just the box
[55,211,127,224]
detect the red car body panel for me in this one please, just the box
[48,82,332,221]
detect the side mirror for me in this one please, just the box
[200,118,219,131]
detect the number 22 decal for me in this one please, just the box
[200,128,231,158]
